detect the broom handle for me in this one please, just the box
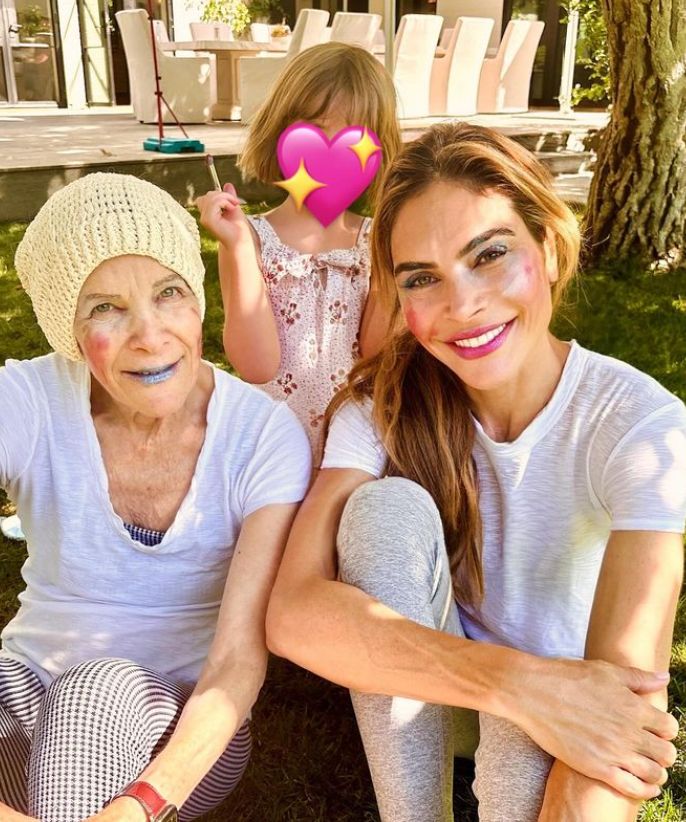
[161,96,190,139]
[147,0,164,142]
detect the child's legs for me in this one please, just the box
[337,477,468,822]
[0,657,45,812]
[27,657,251,822]
[474,713,553,822]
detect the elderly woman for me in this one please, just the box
[267,123,686,822]
[0,173,311,822]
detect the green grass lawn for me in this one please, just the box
[1,215,685,821]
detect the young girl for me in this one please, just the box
[197,43,401,464]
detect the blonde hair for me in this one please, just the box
[238,42,401,204]
[329,123,581,606]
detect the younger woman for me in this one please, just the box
[197,42,401,463]
[267,123,685,821]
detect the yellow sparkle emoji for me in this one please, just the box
[348,128,381,172]
[275,158,326,211]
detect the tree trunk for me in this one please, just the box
[583,1,686,268]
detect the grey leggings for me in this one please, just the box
[337,477,553,822]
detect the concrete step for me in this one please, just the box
[0,155,278,223]
[507,128,598,178]
[536,150,595,176]
[0,148,596,222]
[552,172,593,206]
[510,131,572,152]
[1,110,606,221]
[508,127,599,153]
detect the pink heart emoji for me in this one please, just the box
[276,123,382,227]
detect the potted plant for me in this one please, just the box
[247,0,285,25]
[199,0,251,36]
[16,5,48,41]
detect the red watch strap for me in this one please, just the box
[118,781,172,820]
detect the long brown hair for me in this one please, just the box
[329,123,581,606]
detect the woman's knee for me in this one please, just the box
[342,477,440,528]
[337,477,446,600]
[50,658,138,692]
[43,658,183,716]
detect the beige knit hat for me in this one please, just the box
[15,172,206,361]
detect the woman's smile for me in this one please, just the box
[123,359,182,385]
[448,318,516,359]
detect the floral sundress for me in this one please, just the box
[247,214,373,465]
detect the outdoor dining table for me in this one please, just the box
[159,39,289,120]
[159,38,445,121]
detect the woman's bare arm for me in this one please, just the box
[538,530,683,821]
[267,469,678,800]
[96,502,299,820]
[197,187,280,383]
[0,806,35,821]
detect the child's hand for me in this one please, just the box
[196,183,252,250]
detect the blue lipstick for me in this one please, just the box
[128,363,178,385]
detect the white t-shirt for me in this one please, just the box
[0,353,311,686]
[322,342,686,659]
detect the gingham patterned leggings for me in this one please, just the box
[0,656,252,822]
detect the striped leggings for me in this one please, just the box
[0,656,251,822]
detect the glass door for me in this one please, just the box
[0,21,8,101]
[80,0,115,104]
[505,0,565,105]
[0,0,60,103]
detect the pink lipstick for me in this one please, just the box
[450,319,514,360]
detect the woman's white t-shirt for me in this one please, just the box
[322,342,686,659]
[0,354,312,686]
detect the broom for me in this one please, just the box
[143,0,205,154]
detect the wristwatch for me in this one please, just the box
[116,781,178,822]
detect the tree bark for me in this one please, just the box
[583,1,686,268]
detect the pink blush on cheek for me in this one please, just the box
[403,305,437,341]
[81,332,111,370]
[501,252,542,300]
[403,306,423,338]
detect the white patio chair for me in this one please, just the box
[239,8,330,121]
[329,12,382,50]
[115,10,216,124]
[435,0,503,53]
[249,22,271,42]
[477,19,544,113]
[151,19,170,42]
[429,16,493,116]
[154,18,199,56]
[189,21,233,40]
[393,13,444,119]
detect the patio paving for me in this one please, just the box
[0,106,607,221]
